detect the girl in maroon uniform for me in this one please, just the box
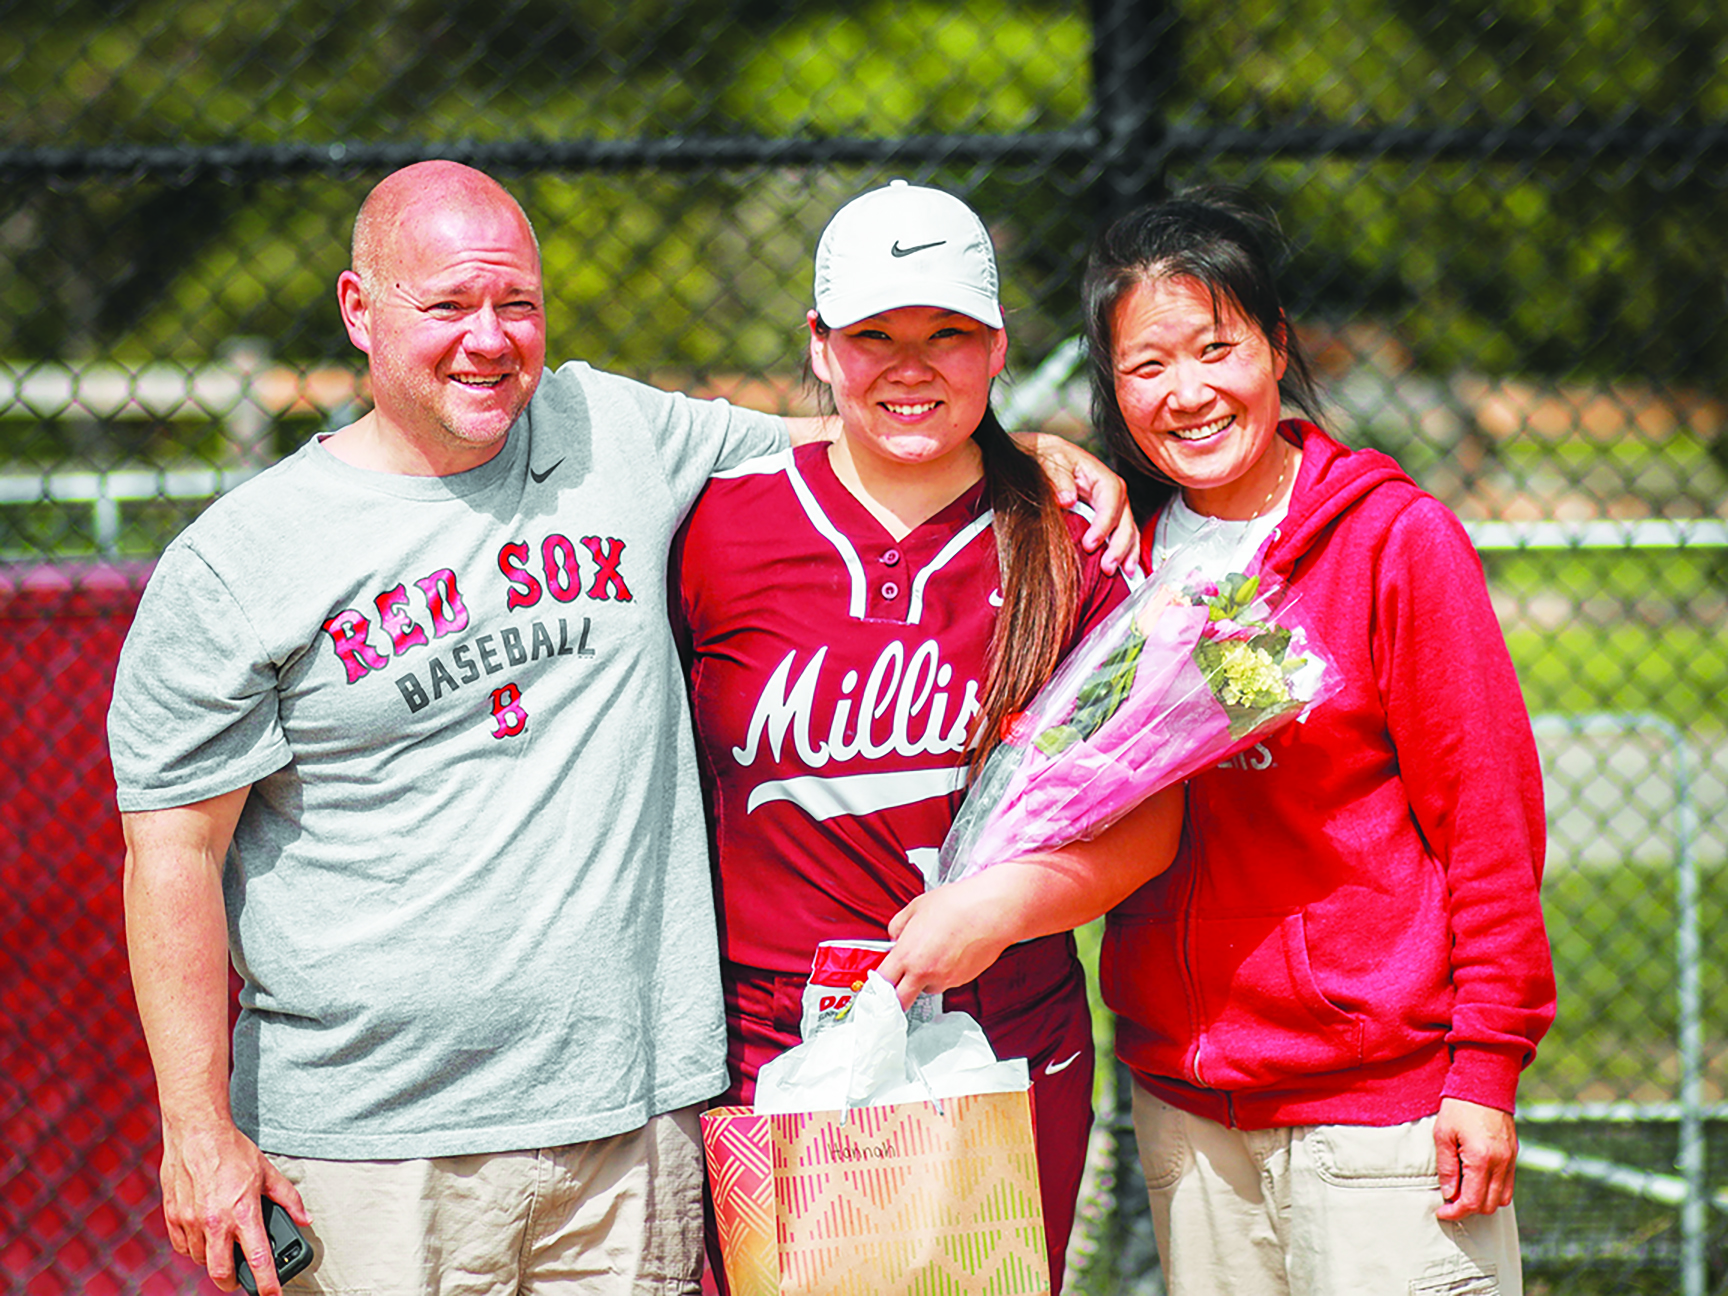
[675,181,1183,1289]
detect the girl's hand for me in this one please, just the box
[878,785,1185,1011]
[879,875,1017,1010]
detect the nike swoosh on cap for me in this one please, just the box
[530,458,565,484]
[890,240,947,257]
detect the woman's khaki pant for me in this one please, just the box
[1132,1085,1522,1296]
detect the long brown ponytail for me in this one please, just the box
[967,407,1081,777]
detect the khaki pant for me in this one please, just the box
[267,1106,705,1295]
[1131,1086,1522,1296]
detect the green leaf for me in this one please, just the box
[1034,725,1081,756]
[1063,629,1146,741]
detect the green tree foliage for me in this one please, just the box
[0,0,1723,390]
[2,0,1097,372]
[1168,0,1728,383]
[0,0,818,360]
[715,1,1090,135]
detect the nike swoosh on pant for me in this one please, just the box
[1045,1051,1083,1076]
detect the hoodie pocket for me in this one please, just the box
[1106,909,1364,1090]
[1192,910,1364,1088]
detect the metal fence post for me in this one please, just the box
[1672,718,1705,1296]
[221,338,273,469]
[1087,5,1176,1267]
[1089,0,1178,222]
[1519,711,1712,1294]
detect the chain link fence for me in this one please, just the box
[2,0,1725,1291]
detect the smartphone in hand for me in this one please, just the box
[235,1197,313,1294]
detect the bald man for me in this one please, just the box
[110,162,1129,1294]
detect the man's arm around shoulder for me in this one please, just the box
[123,786,309,1294]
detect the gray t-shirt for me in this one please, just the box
[109,362,786,1159]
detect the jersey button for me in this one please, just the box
[881,581,901,599]
[881,548,901,566]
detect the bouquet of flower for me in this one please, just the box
[936,538,1335,886]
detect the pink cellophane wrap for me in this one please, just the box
[936,535,1335,887]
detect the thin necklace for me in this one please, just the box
[1177,437,1294,523]
[1252,437,1294,518]
[1159,437,1295,567]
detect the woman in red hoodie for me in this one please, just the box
[1081,189,1555,1294]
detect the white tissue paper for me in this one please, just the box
[752,970,1030,1115]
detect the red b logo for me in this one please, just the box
[490,683,528,738]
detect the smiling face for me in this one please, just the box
[1110,274,1290,519]
[809,305,1007,481]
[339,177,546,474]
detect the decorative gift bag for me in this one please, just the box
[701,973,1050,1296]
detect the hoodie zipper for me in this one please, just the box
[1180,845,1208,1091]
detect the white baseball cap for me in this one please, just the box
[812,180,1003,329]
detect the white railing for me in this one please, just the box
[5,352,1725,557]
[0,356,360,425]
[1465,517,1728,550]
[0,468,264,556]
[6,469,1727,560]
[0,356,361,556]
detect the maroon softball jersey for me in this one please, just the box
[675,440,1127,976]
[675,440,1129,1287]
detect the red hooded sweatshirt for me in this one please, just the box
[1104,420,1555,1129]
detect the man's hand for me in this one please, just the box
[159,1118,309,1294]
[123,788,310,1293]
[1012,432,1137,572]
[1435,1096,1518,1219]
